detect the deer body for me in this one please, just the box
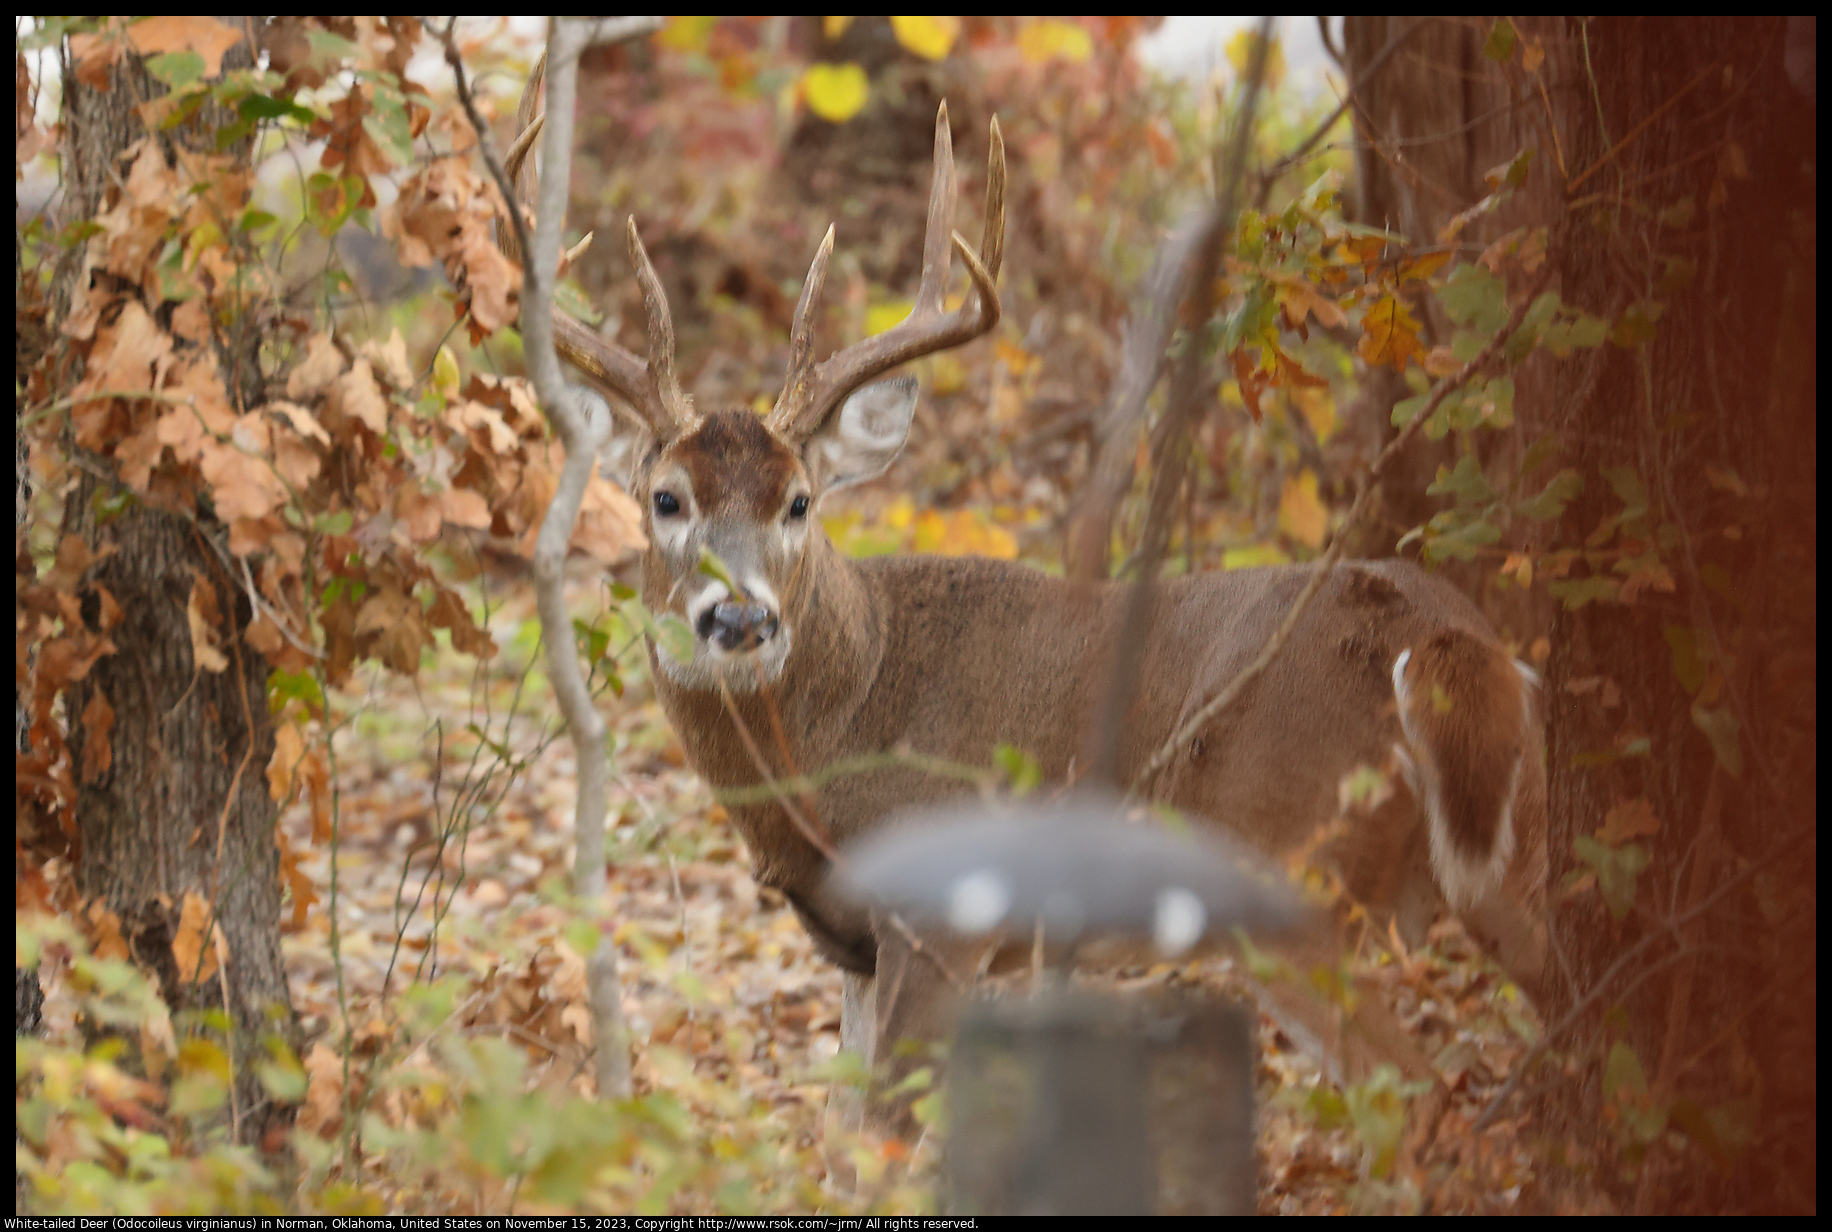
[641,464,1546,987]
[499,68,1544,1129]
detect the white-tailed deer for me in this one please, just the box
[503,65,1546,1132]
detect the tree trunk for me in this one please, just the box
[1537,17,1815,1214]
[1345,15,1816,1212]
[51,27,301,1149]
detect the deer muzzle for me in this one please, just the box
[699,599,780,653]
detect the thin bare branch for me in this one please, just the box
[444,16,660,1100]
[1086,14,1276,784]
[1471,817,1812,1133]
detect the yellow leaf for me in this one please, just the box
[269,722,305,803]
[186,574,229,673]
[1018,20,1094,65]
[866,299,913,336]
[1224,28,1286,90]
[823,15,854,40]
[1291,387,1336,443]
[1356,294,1424,372]
[1223,542,1289,569]
[172,892,221,985]
[931,352,967,397]
[891,15,959,61]
[658,15,717,54]
[803,62,870,123]
[433,345,461,399]
[1278,469,1328,549]
[885,496,915,531]
[995,338,1037,375]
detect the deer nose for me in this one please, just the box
[698,600,780,652]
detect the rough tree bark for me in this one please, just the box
[48,26,301,1148]
[1345,15,1815,1213]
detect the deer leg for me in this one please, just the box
[825,971,876,1137]
[867,925,966,1140]
[823,970,878,1192]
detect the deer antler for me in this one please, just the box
[497,51,694,437]
[768,101,1006,445]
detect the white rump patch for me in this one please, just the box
[1391,646,1518,910]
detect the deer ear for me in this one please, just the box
[806,376,918,493]
[574,385,655,492]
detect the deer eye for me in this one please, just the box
[653,491,682,517]
[788,494,810,521]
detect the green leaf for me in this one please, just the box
[697,546,738,590]
[1603,1041,1667,1142]
[618,595,697,664]
[1690,703,1743,777]
[1482,18,1518,63]
[993,744,1042,798]
[554,278,604,326]
[1603,465,1650,523]
[889,1066,933,1096]
[145,50,206,89]
[1540,312,1609,357]
[1427,454,1495,507]
[1548,576,1620,610]
[266,668,325,716]
[1663,624,1708,696]
[1343,1065,1429,1180]
[304,28,360,62]
[1507,290,1560,362]
[1438,263,1508,333]
[1516,468,1583,521]
[365,81,415,166]
[1669,1097,1754,1168]
[1657,256,1697,296]
[564,920,602,962]
[238,93,316,125]
[1421,516,1501,564]
[1609,300,1665,348]
[1391,391,1429,429]
[1573,836,1648,919]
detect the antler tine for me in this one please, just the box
[776,103,1007,444]
[911,102,959,317]
[489,51,691,437]
[625,217,693,427]
[980,115,1006,285]
[768,223,835,429]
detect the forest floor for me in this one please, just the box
[261,554,1561,1215]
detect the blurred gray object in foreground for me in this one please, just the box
[839,790,1290,1215]
[946,988,1256,1216]
[836,789,1303,952]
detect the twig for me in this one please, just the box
[716,677,838,860]
[1469,818,1812,1133]
[1256,18,1425,206]
[1565,57,1723,193]
[1086,15,1276,782]
[443,16,657,1102]
[1132,272,1549,793]
[714,677,964,993]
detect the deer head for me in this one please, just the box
[503,56,1005,692]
